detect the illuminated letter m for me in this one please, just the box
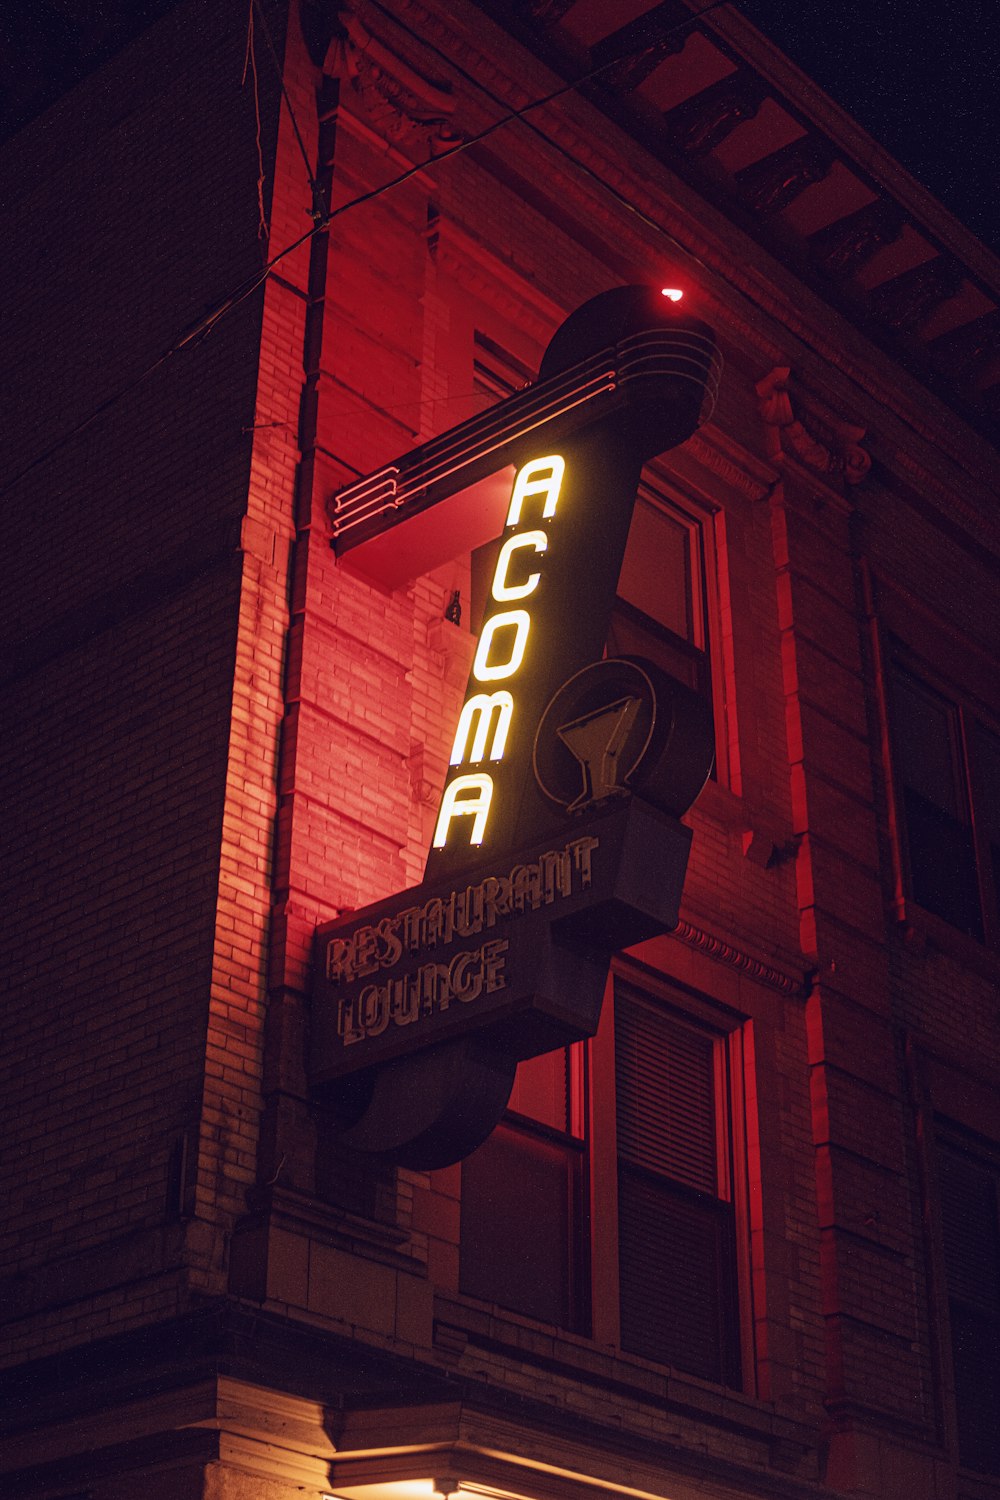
[449,691,514,766]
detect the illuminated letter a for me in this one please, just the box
[505,455,564,527]
[432,773,494,849]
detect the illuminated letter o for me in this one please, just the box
[473,610,530,682]
[491,530,547,602]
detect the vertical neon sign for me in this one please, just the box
[422,286,720,890]
[432,455,565,851]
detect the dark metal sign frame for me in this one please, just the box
[329,326,721,552]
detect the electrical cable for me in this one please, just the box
[250,0,325,215]
[0,2,737,504]
[241,0,268,240]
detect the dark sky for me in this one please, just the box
[1,1,998,253]
[737,0,1000,254]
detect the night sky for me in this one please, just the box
[736,0,1000,254]
[1,1,998,253]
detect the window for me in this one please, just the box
[614,984,741,1385]
[887,656,1000,945]
[608,486,712,707]
[938,1132,1000,1474]
[459,1046,588,1331]
[608,481,726,783]
[457,981,748,1388]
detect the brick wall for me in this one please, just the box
[0,0,285,1358]
[2,3,998,1498]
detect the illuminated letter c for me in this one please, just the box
[491,530,547,602]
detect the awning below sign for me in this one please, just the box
[337,468,514,589]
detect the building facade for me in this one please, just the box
[2,3,998,1499]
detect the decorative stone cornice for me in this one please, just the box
[886,445,1000,561]
[673,919,805,996]
[663,70,767,158]
[734,135,835,217]
[808,198,906,282]
[756,366,870,489]
[344,0,995,493]
[867,255,965,336]
[324,5,460,148]
[594,24,685,94]
[680,424,778,504]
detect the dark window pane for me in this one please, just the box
[615,989,740,1387]
[940,1150,1000,1311]
[460,1121,584,1330]
[888,663,986,938]
[971,726,1000,935]
[939,1139,1000,1475]
[890,671,962,817]
[618,498,692,641]
[902,787,983,940]
[972,725,1000,843]
[950,1303,1000,1473]
[618,1168,739,1385]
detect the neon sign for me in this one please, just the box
[433,455,565,851]
[312,285,721,1166]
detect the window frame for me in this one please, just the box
[933,1123,1000,1476]
[458,1044,591,1334]
[453,973,755,1393]
[883,639,1000,950]
[610,470,729,786]
[589,964,755,1391]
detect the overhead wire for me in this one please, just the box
[250,0,325,215]
[0,1,736,504]
[241,0,268,240]
[362,0,735,283]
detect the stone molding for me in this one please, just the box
[324,5,460,148]
[682,424,778,504]
[756,366,870,490]
[673,919,805,997]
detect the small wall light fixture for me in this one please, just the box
[660,287,684,301]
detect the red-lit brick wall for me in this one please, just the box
[1,4,998,1499]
